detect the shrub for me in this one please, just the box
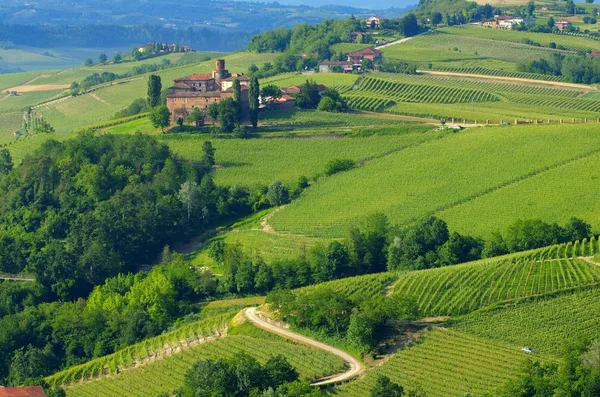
[324,158,355,176]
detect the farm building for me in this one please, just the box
[318,61,354,73]
[166,59,249,123]
[366,16,381,28]
[0,386,47,397]
[484,15,535,29]
[347,48,383,65]
[282,84,328,95]
[554,20,572,31]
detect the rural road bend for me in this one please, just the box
[244,307,364,386]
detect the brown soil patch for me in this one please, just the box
[6,84,70,93]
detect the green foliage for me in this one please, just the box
[187,108,205,127]
[249,76,260,128]
[266,181,289,207]
[0,148,12,177]
[324,158,355,176]
[113,98,149,119]
[218,98,239,133]
[317,89,347,113]
[150,105,171,132]
[295,80,321,110]
[370,375,404,397]
[147,75,162,108]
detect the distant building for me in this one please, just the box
[484,15,535,29]
[166,59,249,123]
[366,16,381,28]
[347,48,383,65]
[267,93,296,111]
[282,84,328,95]
[555,20,572,31]
[318,61,354,73]
[0,386,47,397]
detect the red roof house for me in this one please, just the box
[347,48,383,64]
[0,386,47,397]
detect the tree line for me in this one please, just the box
[517,52,600,84]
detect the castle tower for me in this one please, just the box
[213,59,229,81]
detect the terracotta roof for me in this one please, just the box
[319,61,352,66]
[222,75,250,81]
[177,73,213,81]
[0,386,47,397]
[299,83,328,92]
[167,91,222,98]
[349,48,382,56]
[280,94,295,101]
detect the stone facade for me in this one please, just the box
[166,59,249,123]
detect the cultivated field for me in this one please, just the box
[338,328,528,397]
[162,127,439,187]
[391,251,600,316]
[453,288,600,357]
[268,124,600,238]
[63,326,344,397]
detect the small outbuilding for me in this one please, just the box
[0,386,47,397]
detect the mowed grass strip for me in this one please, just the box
[453,287,600,357]
[65,328,344,397]
[337,328,528,397]
[269,124,600,238]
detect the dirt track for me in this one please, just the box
[244,307,364,386]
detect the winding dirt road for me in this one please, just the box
[244,307,364,386]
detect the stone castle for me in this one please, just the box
[166,59,249,123]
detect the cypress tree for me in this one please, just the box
[249,76,260,129]
[147,75,162,108]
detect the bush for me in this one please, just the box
[324,158,355,176]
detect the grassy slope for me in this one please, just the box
[269,123,600,238]
[28,52,276,135]
[162,127,439,187]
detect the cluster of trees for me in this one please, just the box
[179,353,321,397]
[416,0,496,26]
[0,133,231,299]
[268,286,419,354]
[0,24,250,52]
[0,256,214,386]
[502,341,600,396]
[371,376,424,397]
[517,53,600,84]
[389,216,592,271]
[377,60,417,74]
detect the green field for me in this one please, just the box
[63,326,344,397]
[163,128,439,187]
[268,124,600,239]
[338,328,529,397]
[453,288,600,357]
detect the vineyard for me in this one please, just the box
[64,327,344,397]
[440,150,600,237]
[432,66,565,81]
[375,72,581,97]
[391,239,600,316]
[269,124,600,238]
[46,311,237,388]
[444,25,600,52]
[338,328,528,397]
[454,288,600,357]
[502,92,600,113]
[350,76,499,104]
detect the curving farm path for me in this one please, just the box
[244,307,364,386]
